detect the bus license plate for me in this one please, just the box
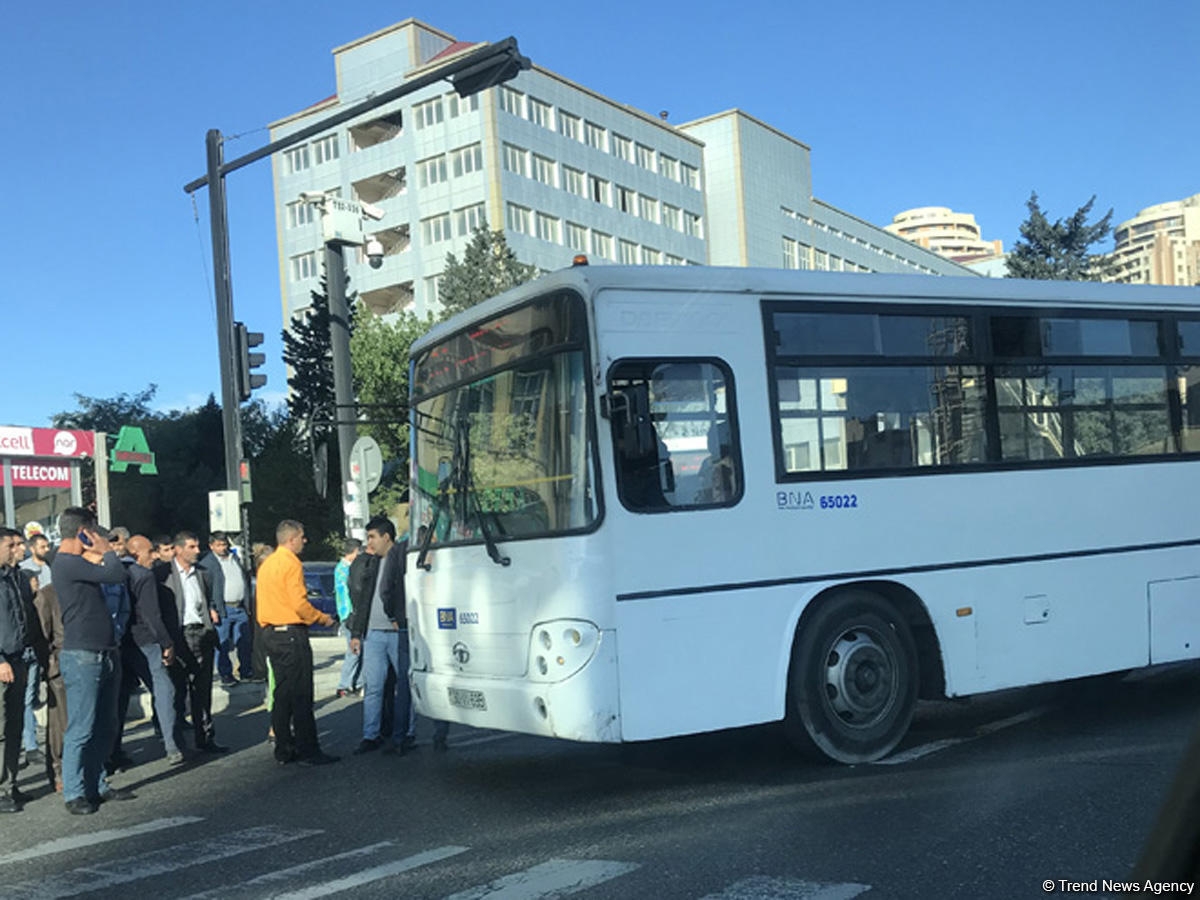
[448,687,487,711]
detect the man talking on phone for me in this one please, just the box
[50,508,136,815]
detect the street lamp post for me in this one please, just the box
[183,37,530,530]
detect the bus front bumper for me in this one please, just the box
[410,631,621,743]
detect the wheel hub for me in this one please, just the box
[823,627,896,727]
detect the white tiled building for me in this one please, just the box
[270,19,972,325]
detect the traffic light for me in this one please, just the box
[234,321,267,402]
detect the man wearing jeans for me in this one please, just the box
[125,537,183,765]
[50,508,136,815]
[349,516,413,756]
[200,532,252,686]
[334,538,362,698]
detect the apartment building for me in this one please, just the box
[270,19,973,326]
[1104,193,1200,286]
[885,206,1004,264]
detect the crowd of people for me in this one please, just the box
[0,507,442,817]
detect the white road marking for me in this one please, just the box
[874,705,1051,766]
[442,858,639,900]
[2,825,321,900]
[447,732,518,749]
[699,876,871,899]
[0,816,204,866]
[176,841,395,900]
[269,845,469,899]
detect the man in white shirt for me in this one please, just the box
[199,532,255,686]
[160,532,227,754]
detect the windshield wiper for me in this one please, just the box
[459,409,510,567]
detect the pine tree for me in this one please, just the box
[1006,192,1115,281]
[437,222,540,320]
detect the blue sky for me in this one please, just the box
[3,1,1197,427]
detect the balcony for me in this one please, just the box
[352,168,406,205]
[360,281,414,316]
[349,111,404,151]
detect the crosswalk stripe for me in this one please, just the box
[698,876,871,899]
[175,841,396,900]
[0,817,204,866]
[3,825,322,900]
[442,858,640,900]
[269,845,470,900]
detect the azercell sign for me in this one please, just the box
[0,463,73,488]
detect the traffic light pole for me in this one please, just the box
[205,129,245,499]
[325,243,358,536]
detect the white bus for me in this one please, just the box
[405,264,1200,763]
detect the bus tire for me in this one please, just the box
[784,590,918,764]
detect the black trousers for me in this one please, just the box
[179,625,217,747]
[0,658,28,793]
[112,635,152,759]
[261,626,318,762]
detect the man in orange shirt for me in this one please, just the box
[255,520,337,767]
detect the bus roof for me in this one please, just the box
[412,266,1200,356]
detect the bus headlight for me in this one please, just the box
[528,619,599,683]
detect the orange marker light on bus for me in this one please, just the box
[956,607,973,617]
[572,254,589,266]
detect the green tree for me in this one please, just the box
[437,222,539,320]
[349,304,433,516]
[281,279,340,424]
[1006,192,1115,281]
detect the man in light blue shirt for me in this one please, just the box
[334,538,361,697]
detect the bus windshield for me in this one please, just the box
[410,293,597,549]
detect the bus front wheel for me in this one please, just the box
[784,590,918,764]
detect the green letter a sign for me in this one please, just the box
[110,426,158,475]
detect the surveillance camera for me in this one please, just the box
[359,201,386,222]
[299,191,327,204]
[365,237,384,269]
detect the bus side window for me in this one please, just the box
[607,358,741,513]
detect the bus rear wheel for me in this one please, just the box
[784,590,918,764]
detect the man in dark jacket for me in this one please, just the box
[348,516,413,755]
[158,531,226,754]
[0,527,33,812]
[125,537,182,764]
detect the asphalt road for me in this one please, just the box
[3,642,1198,900]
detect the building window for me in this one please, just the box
[662,204,682,232]
[565,222,588,252]
[290,251,317,281]
[558,111,581,141]
[417,155,448,188]
[532,154,557,187]
[585,121,607,151]
[451,143,483,177]
[506,203,532,235]
[684,212,703,238]
[502,143,529,177]
[619,239,639,264]
[414,97,445,130]
[287,200,314,228]
[284,146,310,174]
[446,92,479,118]
[636,144,656,172]
[424,274,441,306]
[797,243,812,269]
[589,175,611,206]
[830,255,843,272]
[500,87,524,117]
[665,254,684,266]
[455,203,485,236]
[643,247,662,265]
[593,232,613,260]
[660,155,679,181]
[421,214,452,244]
[638,195,659,223]
[616,185,634,214]
[814,249,829,271]
[611,134,632,162]
[313,135,339,165]
[529,97,553,129]
[681,162,699,189]
[535,212,560,243]
[783,237,798,269]
[562,166,585,197]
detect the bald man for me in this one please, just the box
[124,537,183,765]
